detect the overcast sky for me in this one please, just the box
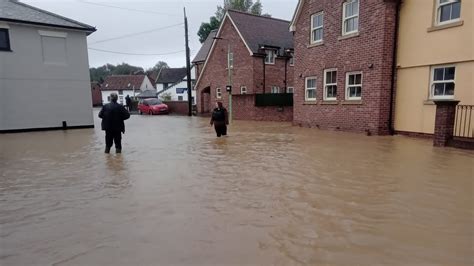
[23,0,298,69]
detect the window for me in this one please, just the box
[178,96,184,101]
[305,77,317,101]
[265,50,276,64]
[107,96,111,102]
[289,53,294,66]
[240,86,247,94]
[345,72,362,100]
[118,90,123,95]
[287,87,294,94]
[228,52,234,69]
[324,69,338,101]
[216,88,222,99]
[311,12,324,43]
[271,86,280,94]
[437,0,461,25]
[430,65,455,99]
[343,0,359,35]
[0,28,11,51]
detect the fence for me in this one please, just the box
[454,105,473,138]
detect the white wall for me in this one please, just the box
[0,23,93,131]
[159,80,197,104]
[139,77,154,91]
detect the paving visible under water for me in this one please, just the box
[1,112,473,265]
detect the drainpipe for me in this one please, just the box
[262,56,266,94]
[388,0,401,135]
[284,56,288,93]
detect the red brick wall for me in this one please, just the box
[292,0,398,135]
[233,94,293,122]
[163,101,189,115]
[91,83,102,106]
[195,17,294,119]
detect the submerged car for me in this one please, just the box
[138,98,169,115]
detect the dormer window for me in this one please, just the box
[265,49,276,65]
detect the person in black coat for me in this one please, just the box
[210,102,229,137]
[99,93,131,154]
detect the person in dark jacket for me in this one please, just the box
[210,102,229,137]
[125,95,132,111]
[99,93,131,154]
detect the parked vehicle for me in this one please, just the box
[138,98,169,115]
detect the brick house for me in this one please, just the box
[194,10,294,120]
[91,82,102,106]
[290,0,399,135]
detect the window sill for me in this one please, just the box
[0,49,12,52]
[303,101,318,105]
[338,32,360,41]
[423,100,435,105]
[321,100,338,105]
[341,100,363,105]
[307,41,324,48]
[427,20,464,32]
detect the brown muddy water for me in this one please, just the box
[0,111,473,266]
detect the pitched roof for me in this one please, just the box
[137,90,158,99]
[101,75,146,91]
[226,10,293,54]
[156,68,187,84]
[192,29,217,64]
[0,0,96,33]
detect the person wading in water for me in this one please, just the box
[210,102,229,137]
[99,93,130,154]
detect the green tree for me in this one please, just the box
[198,0,268,43]
[159,92,172,101]
[147,61,170,73]
[89,63,145,83]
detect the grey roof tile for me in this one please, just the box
[0,0,95,32]
[192,29,217,63]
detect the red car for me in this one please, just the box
[138,98,169,115]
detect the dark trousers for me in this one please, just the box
[214,124,227,137]
[105,130,122,149]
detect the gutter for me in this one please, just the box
[0,18,96,34]
[388,0,401,135]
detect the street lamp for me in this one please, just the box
[213,36,233,124]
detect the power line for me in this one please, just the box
[88,48,185,56]
[76,0,181,17]
[89,23,184,44]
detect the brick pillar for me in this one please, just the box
[433,100,460,147]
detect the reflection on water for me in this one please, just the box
[1,112,473,265]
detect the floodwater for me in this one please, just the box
[1,111,473,266]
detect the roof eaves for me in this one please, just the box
[290,0,304,32]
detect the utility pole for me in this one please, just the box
[227,43,233,124]
[184,7,193,116]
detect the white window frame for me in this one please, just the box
[228,52,234,69]
[216,88,222,99]
[323,69,338,101]
[345,71,363,101]
[240,86,247,94]
[289,53,294,66]
[305,77,317,101]
[265,49,276,65]
[271,86,280,94]
[342,0,360,36]
[436,0,461,25]
[430,65,456,100]
[287,87,294,94]
[311,12,324,44]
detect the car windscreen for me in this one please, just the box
[146,99,162,106]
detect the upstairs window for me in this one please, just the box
[287,87,294,94]
[265,50,276,64]
[343,0,359,35]
[289,52,294,66]
[240,86,247,94]
[216,88,222,99]
[271,86,280,94]
[0,28,11,51]
[311,12,324,43]
[430,65,455,99]
[437,0,461,25]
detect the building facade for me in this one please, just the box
[91,82,102,106]
[0,0,96,132]
[101,75,154,105]
[290,0,399,135]
[156,67,196,103]
[195,10,294,119]
[394,0,473,135]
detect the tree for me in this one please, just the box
[89,63,145,83]
[147,61,169,73]
[198,0,268,43]
[159,92,172,101]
